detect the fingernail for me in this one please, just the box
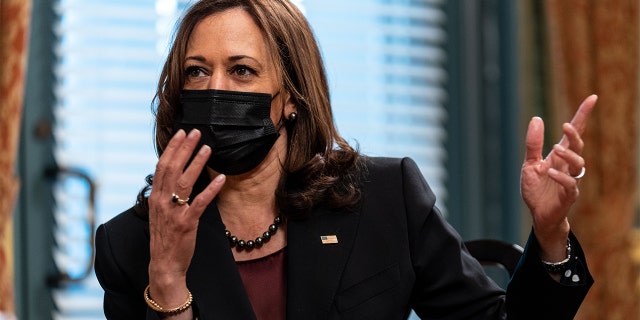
[548,168,559,175]
[553,144,565,152]
[214,174,225,183]
[175,129,185,137]
[199,145,210,155]
[188,129,200,138]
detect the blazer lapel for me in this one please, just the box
[187,204,257,320]
[286,208,361,319]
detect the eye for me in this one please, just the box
[229,65,257,78]
[185,65,207,78]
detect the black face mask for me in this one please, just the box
[175,89,280,175]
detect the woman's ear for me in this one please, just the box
[282,90,297,121]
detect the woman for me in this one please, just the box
[94,0,595,319]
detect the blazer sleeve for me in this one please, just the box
[398,157,592,319]
[400,157,506,319]
[506,229,594,319]
[95,222,148,319]
[95,210,173,320]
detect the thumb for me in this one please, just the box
[525,116,544,162]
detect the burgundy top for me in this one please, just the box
[236,247,287,320]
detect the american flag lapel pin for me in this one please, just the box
[321,235,339,244]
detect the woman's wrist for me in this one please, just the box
[537,237,569,262]
[144,284,193,314]
[533,219,570,262]
[147,282,190,309]
[148,266,189,309]
[541,238,571,270]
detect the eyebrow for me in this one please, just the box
[185,55,207,63]
[184,55,263,69]
[229,55,263,69]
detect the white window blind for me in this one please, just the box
[304,0,448,213]
[51,0,182,318]
[50,0,447,318]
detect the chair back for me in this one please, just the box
[464,239,524,277]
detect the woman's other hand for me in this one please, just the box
[521,94,597,262]
[147,129,226,311]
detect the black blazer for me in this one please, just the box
[95,157,593,319]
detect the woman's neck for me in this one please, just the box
[211,136,288,261]
[216,176,287,261]
[215,162,280,221]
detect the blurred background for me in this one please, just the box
[1,0,638,319]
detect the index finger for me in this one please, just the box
[560,94,597,147]
[569,94,597,135]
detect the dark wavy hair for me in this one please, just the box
[136,0,363,219]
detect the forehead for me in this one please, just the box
[187,8,271,59]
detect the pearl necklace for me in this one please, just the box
[224,215,283,251]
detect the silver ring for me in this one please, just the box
[171,193,189,205]
[571,167,586,179]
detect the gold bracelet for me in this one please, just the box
[144,285,193,314]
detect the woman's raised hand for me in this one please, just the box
[147,129,226,309]
[520,95,597,261]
